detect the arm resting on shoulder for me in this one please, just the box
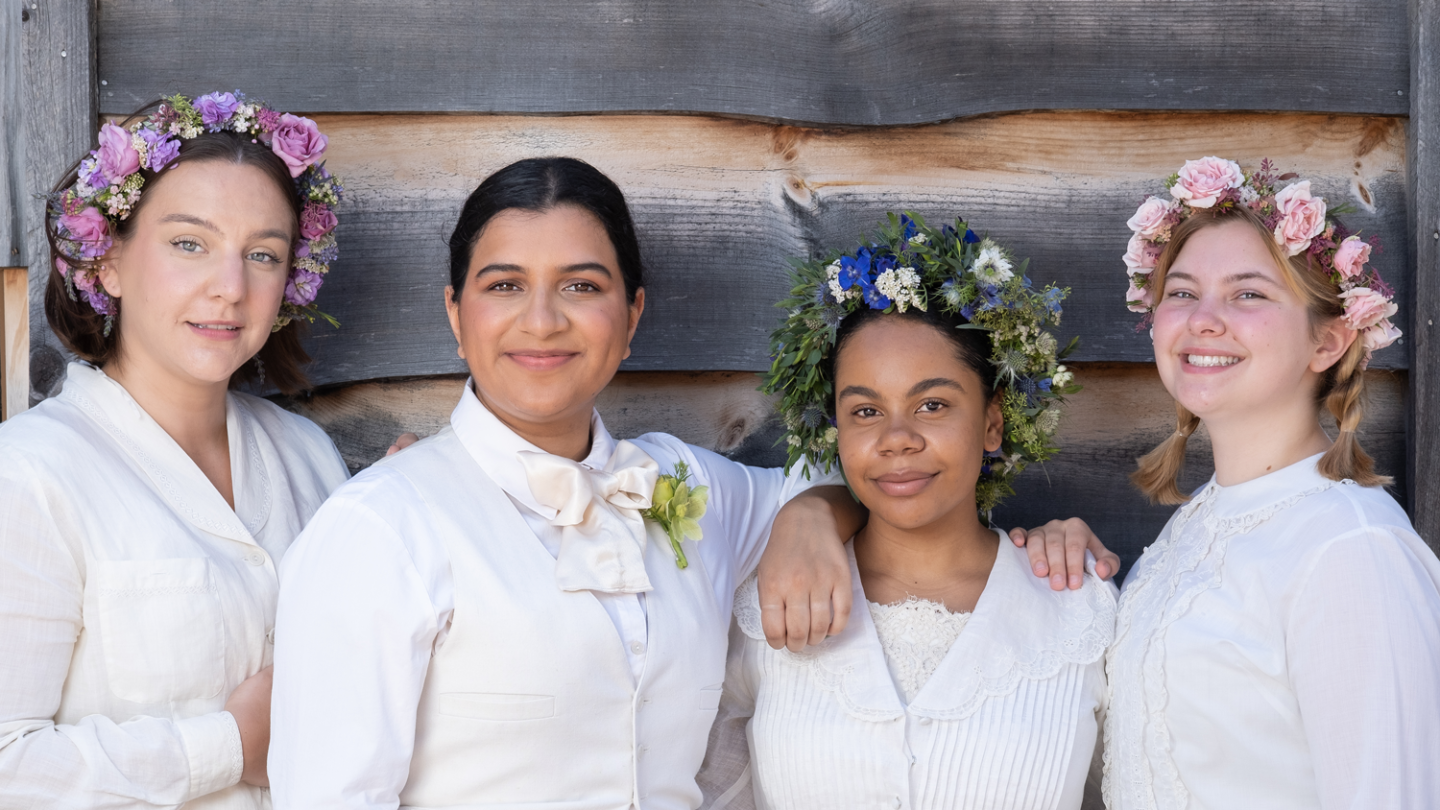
[758,485,865,652]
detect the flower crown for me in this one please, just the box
[1124,156,1400,365]
[49,91,342,332]
[762,213,1079,513]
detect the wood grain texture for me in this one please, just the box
[1,267,27,420]
[95,0,1408,124]
[1,1,23,264]
[297,111,1409,387]
[279,363,1410,577]
[1408,0,1439,549]
[22,0,93,405]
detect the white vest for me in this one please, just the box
[389,429,729,810]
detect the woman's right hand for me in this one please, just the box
[223,665,273,788]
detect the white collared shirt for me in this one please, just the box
[0,363,349,809]
[700,537,1115,810]
[1104,454,1440,809]
[269,381,840,809]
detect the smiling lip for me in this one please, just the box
[506,350,579,372]
[187,321,243,341]
[872,470,936,498]
[1180,348,1243,373]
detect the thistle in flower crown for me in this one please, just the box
[763,213,1079,514]
[1123,156,1400,365]
[48,91,343,333]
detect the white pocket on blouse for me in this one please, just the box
[699,687,723,711]
[93,557,226,704]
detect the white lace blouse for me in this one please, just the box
[700,535,1116,810]
[1104,454,1440,809]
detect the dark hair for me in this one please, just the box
[45,106,313,395]
[448,157,644,302]
[830,306,997,413]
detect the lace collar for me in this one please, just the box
[1201,453,1330,519]
[736,532,1116,721]
[449,378,616,522]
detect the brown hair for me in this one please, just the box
[1131,205,1388,504]
[45,104,313,395]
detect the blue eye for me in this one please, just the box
[247,251,280,263]
[173,239,202,253]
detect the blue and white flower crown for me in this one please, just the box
[49,91,342,333]
[762,213,1079,513]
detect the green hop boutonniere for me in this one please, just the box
[644,462,709,569]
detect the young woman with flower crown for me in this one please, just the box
[697,215,1115,810]
[0,93,347,808]
[267,159,1114,810]
[1105,157,1440,808]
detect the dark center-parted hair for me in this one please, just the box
[45,114,313,395]
[829,306,997,414]
[447,157,644,302]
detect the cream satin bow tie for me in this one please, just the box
[518,440,661,594]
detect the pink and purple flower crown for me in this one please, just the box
[49,91,342,331]
[1123,156,1399,365]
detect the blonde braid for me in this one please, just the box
[1131,401,1204,505]
[1318,339,1391,486]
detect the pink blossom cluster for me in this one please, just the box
[50,91,341,329]
[1123,156,1400,363]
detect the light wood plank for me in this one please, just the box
[22,0,94,403]
[1408,0,1440,549]
[1,267,27,420]
[95,0,1407,123]
[281,364,1409,576]
[296,111,1409,387]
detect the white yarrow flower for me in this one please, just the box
[970,242,1014,284]
[909,233,929,245]
[1239,185,1260,204]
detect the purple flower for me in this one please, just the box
[138,129,182,171]
[299,201,338,240]
[58,206,112,258]
[195,91,240,128]
[78,157,105,189]
[256,107,282,133]
[95,123,140,186]
[271,114,328,178]
[284,268,324,307]
[82,287,115,315]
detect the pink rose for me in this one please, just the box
[1272,181,1327,256]
[1339,286,1398,331]
[1126,276,1154,313]
[270,114,328,178]
[1123,233,1161,272]
[299,201,338,240]
[1170,156,1244,208]
[58,206,113,258]
[95,123,141,186]
[1332,236,1372,279]
[1127,196,1174,238]
[1361,319,1402,354]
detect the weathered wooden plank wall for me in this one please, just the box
[96,0,1407,123]
[1408,0,1439,539]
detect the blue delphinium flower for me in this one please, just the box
[874,252,897,275]
[861,280,891,310]
[900,214,918,242]
[978,284,1003,311]
[838,248,872,290]
[960,302,977,320]
[964,229,980,244]
[1043,287,1064,315]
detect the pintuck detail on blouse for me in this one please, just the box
[867,598,971,704]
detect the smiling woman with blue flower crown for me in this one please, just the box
[698,214,1115,810]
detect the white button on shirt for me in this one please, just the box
[0,363,349,809]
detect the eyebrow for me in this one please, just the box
[159,214,290,243]
[1167,270,1280,286]
[837,377,964,400]
[475,262,614,277]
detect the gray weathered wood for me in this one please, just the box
[297,112,1410,388]
[1408,0,1439,549]
[21,0,94,404]
[95,0,1408,124]
[1,1,22,266]
[282,365,1410,576]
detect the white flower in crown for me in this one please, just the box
[970,241,1013,284]
[875,266,925,312]
[826,261,856,303]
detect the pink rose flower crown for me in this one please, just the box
[1123,156,1400,367]
[49,91,342,333]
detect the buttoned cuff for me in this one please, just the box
[176,711,245,800]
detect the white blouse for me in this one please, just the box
[1104,454,1440,809]
[0,362,349,809]
[268,381,838,809]
[701,537,1116,810]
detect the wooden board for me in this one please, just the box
[281,363,1410,578]
[1,267,27,420]
[1408,0,1440,548]
[1,2,22,265]
[95,0,1408,124]
[292,111,1409,388]
[21,0,95,404]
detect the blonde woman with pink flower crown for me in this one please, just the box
[0,92,350,808]
[1105,156,1440,808]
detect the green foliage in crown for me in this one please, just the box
[761,213,1080,513]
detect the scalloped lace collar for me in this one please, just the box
[1204,453,1329,519]
[736,531,1116,720]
